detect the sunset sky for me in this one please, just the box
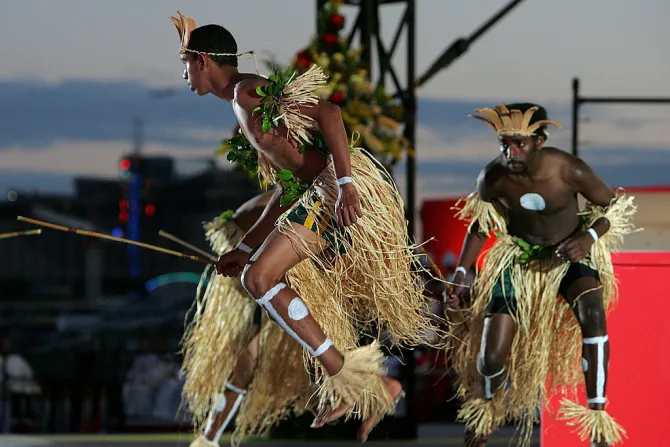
[1,0,669,201]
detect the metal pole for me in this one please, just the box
[360,0,374,71]
[405,0,416,237]
[572,77,580,157]
[404,1,417,437]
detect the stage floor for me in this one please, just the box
[0,425,539,447]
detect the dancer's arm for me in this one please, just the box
[301,100,362,226]
[568,157,615,236]
[557,157,616,261]
[238,186,286,250]
[455,223,488,272]
[455,169,497,271]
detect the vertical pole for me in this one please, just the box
[360,0,374,72]
[404,0,417,439]
[316,0,328,34]
[405,0,416,237]
[571,77,580,157]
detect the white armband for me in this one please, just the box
[587,228,599,243]
[337,176,353,186]
[455,266,467,276]
[236,242,253,254]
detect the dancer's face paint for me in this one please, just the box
[499,135,541,173]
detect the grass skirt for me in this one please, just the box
[180,217,311,445]
[449,192,636,446]
[277,149,445,421]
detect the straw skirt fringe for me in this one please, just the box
[277,149,445,420]
[450,192,636,445]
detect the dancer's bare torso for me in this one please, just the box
[478,148,605,247]
[232,76,328,183]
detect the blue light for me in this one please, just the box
[144,272,206,292]
[111,227,124,238]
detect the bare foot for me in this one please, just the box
[311,376,403,443]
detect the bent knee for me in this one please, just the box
[478,350,507,376]
[241,263,281,298]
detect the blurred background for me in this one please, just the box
[0,0,668,446]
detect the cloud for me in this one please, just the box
[0,140,224,178]
[0,80,235,150]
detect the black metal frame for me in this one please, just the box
[316,0,418,438]
[317,0,418,234]
[571,77,670,156]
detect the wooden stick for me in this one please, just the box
[0,228,42,240]
[17,216,213,265]
[158,230,218,262]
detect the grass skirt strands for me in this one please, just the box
[449,192,636,446]
[276,148,446,420]
[180,218,311,445]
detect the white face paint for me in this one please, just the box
[519,192,546,211]
[288,297,309,321]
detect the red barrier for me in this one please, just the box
[421,198,495,274]
[541,251,670,446]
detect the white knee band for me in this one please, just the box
[203,383,247,444]
[255,282,333,357]
[476,358,505,400]
[475,317,504,400]
[583,335,608,405]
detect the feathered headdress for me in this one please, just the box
[469,104,562,137]
[169,11,197,54]
[168,11,258,68]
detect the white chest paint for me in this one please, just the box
[519,193,546,211]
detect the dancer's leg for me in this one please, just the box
[242,223,401,442]
[563,274,610,447]
[201,325,260,445]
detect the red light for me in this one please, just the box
[120,159,131,170]
[144,204,156,217]
[119,199,129,210]
[119,211,129,223]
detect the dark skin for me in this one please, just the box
[449,134,615,447]
[181,51,395,442]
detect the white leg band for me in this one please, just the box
[583,335,608,404]
[203,383,247,444]
[476,359,505,400]
[476,317,505,399]
[225,383,247,395]
[254,282,333,358]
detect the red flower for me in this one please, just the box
[296,56,311,70]
[296,49,310,59]
[329,14,345,29]
[322,33,339,46]
[330,91,345,105]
